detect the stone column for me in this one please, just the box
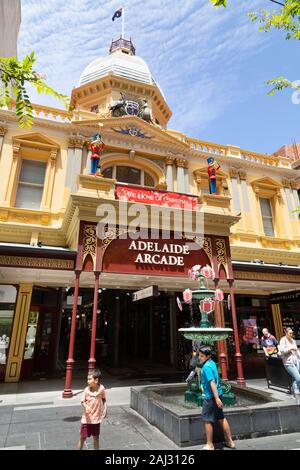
[229,168,241,212]
[0,122,8,160]
[239,171,250,212]
[165,156,175,192]
[184,167,190,193]
[176,158,187,193]
[291,181,300,214]
[66,135,86,193]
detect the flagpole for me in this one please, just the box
[122,7,125,39]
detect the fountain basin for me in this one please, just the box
[131,383,300,446]
[179,327,233,342]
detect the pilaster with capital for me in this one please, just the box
[165,156,175,191]
[66,135,87,193]
[41,149,58,210]
[176,158,188,193]
[2,144,21,207]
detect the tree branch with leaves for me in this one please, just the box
[0,52,69,127]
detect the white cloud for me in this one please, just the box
[19,0,272,137]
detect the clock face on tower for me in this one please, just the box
[125,100,140,116]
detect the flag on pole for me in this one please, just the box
[112,7,123,21]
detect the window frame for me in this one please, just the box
[14,159,47,210]
[259,197,275,237]
[103,164,156,188]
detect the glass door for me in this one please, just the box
[34,309,57,375]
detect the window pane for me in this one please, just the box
[144,172,155,187]
[260,198,272,217]
[19,160,46,185]
[103,167,113,179]
[0,304,15,365]
[116,166,141,185]
[15,184,44,209]
[262,217,275,237]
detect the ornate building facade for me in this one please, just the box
[0,38,300,385]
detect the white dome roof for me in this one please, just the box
[79,50,165,98]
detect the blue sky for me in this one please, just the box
[19,0,300,154]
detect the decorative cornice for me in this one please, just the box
[0,255,74,270]
[234,270,300,283]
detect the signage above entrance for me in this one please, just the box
[270,290,300,304]
[132,285,159,302]
[102,235,210,277]
[116,184,198,210]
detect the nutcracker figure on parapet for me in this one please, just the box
[207,156,220,194]
[89,132,105,176]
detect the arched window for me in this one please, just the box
[103,165,155,187]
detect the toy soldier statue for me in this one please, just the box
[90,133,105,176]
[207,156,220,194]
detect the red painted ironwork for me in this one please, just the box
[88,273,100,373]
[62,270,81,398]
[229,280,246,386]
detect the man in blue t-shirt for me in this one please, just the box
[199,345,236,450]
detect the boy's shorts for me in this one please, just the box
[80,423,100,438]
[201,396,224,423]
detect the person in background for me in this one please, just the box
[261,328,278,357]
[198,345,235,450]
[279,328,300,397]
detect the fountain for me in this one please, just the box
[130,268,299,446]
[177,264,235,406]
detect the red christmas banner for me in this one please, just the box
[116,185,198,210]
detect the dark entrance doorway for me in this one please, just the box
[21,287,62,379]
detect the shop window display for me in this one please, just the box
[280,303,300,345]
[23,311,39,360]
[0,286,17,367]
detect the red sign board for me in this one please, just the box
[116,185,198,210]
[102,237,209,277]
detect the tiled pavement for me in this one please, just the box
[0,373,299,450]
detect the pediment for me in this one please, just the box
[251,177,282,188]
[72,115,190,149]
[13,133,59,149]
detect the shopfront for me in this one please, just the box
[223,294,274,378]
[0,285,17,381]
[270,290,300,346]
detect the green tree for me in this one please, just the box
[0,52,69,128]
[210,0,300,96]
